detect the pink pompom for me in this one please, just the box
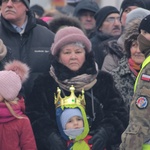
[4,60,30,83]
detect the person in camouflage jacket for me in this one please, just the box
[120,14,150,150]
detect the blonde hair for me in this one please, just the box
[4,98,24,119]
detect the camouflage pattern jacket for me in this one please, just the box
[120,55,150,150]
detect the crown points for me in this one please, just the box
[54,85,86,109]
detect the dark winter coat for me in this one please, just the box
[90,31,121,70]
[0,11,54,97]
[26,52,128,150]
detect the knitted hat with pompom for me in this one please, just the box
[0,60,30,101]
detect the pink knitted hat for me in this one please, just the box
[0,60,29,101]
[51,26,91,56]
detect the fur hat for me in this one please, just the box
[21,0,30,9]
[0,39,7,61]
[51,26,91,56]
[94,6,119,30]
[124,19,141,57]
[60,108,83,130]
[139,14,150,34]
[48,15,86,34]
[120,0,146,18]
[0,60,29,101]
[73,0,99,17]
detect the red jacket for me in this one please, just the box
[0,99,37,150]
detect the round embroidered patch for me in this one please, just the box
[136,97,148,109]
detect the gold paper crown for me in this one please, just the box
[54,85,86,109]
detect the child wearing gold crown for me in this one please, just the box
[58,107,92,150]
[55,86,107,150]
[55,86,92,150]
[0,60,37,150]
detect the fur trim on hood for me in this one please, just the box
[124,19,142,57]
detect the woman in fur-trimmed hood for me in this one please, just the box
[26,26,128,150]
[111,19,145,112]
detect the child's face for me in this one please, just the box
[65,116,83,130]
[141,29,150,41]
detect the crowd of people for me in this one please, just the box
[0,0,150,150]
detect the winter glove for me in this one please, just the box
[48,132,67,150]
[88,128,108,150]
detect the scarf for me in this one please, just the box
[128,58,141,76]
[64,128,84,139]
[137,34,150,57]
[0,102,23,123]
[50,63,98,92]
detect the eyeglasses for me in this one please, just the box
[105,17,120,23]
[2,0,21,3]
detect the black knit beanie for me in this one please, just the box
[94,6,119,30]
[120,0,146,18]
[30,5,44,17]
[21,0,30,9]
[139,14,150,34]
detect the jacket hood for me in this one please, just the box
[124,19,141,41]
[73,0,99,16]
[56,105,89,141]
[123,19,141,57]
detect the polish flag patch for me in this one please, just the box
[141,74,150,81]
[136,97,148,109]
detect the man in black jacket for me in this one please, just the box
[91,6,123,70]
[0,0,54,97]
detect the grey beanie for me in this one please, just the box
[126,8,150,25]
[60,108,83,130]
